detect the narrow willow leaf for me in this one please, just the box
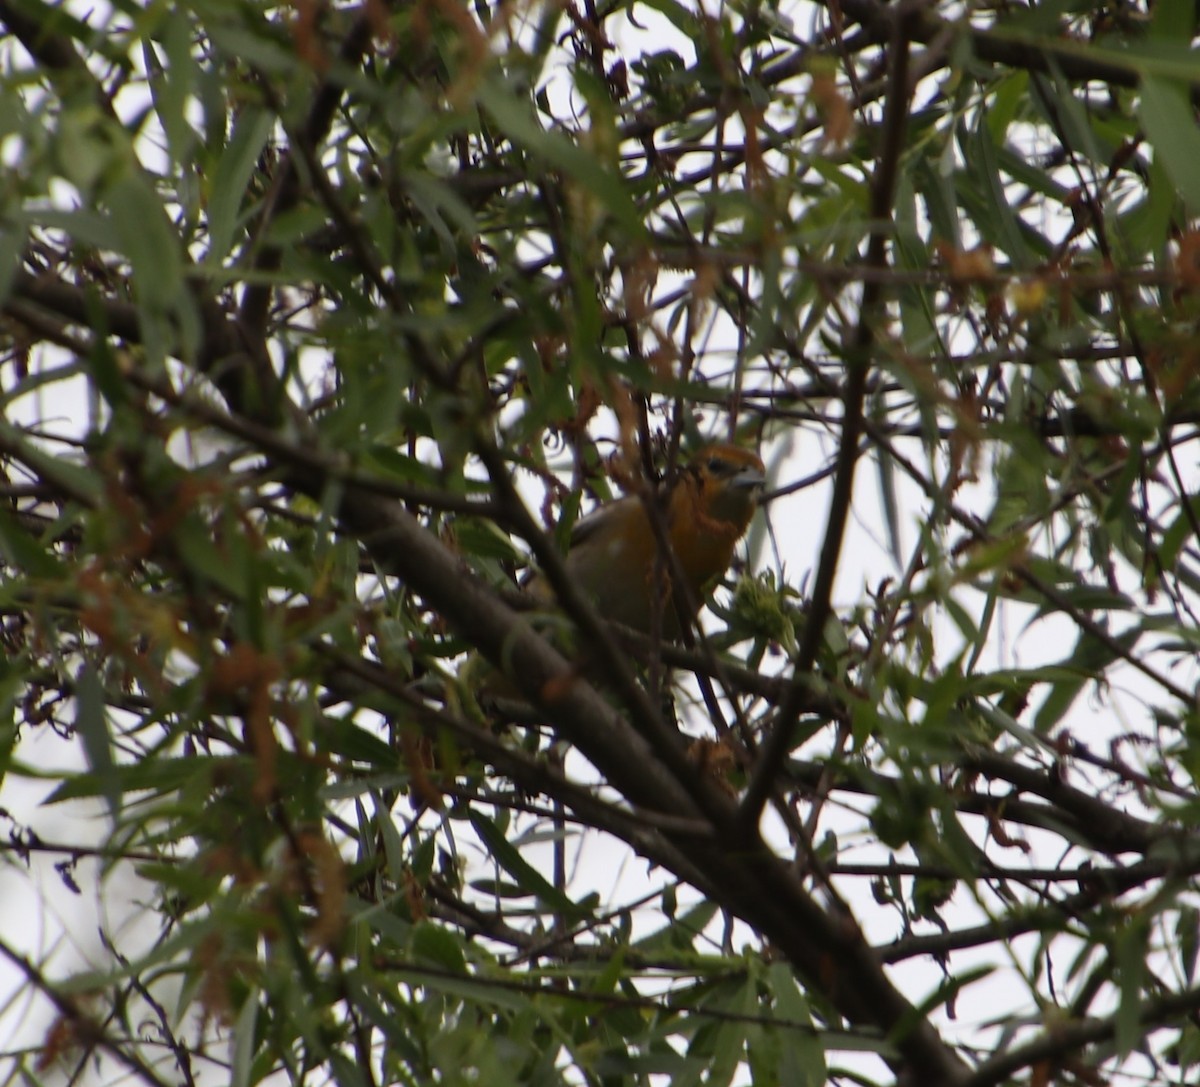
[208,107,275,264]
[74,664,120,819]
[231,994,259,1087]
[1139,75,1200,215]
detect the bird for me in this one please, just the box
[526,443,766,638]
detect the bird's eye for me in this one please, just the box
[707,456,728,475]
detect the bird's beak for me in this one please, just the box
[732,467,766,493]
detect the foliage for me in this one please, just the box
[2,0,1200,1085]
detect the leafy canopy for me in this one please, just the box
[2,1,1200,1086]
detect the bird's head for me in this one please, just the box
[686,444,766,532]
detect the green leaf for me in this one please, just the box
[1115,152,1174,259]
[173,514,249,600]
[630,0,700,39]
[766,962,826,1086]
[1151,0,1199,44]
[1029,669,1090,734]
[146,12,199,170]
[44,754,221,804]
[1139,75,1200,216]
[324,717,399,768]
[696,976,756,1087]
[403,171,480,246]
[0,224,24,304]
[1178,906,1198,987]
[74,664,121,819]
[594,1049,700,1077]
[0,505,65,580]
[968,120,1035,266]
[397,968,529,1011]
[108,173,185,310]
[208,107,274,264]
[1114,921,1147,1058]
[480,81,643,236]
[451,517,524,563]
[411,921,468,974]
[0,687,20,797]
[874,442,902,566]
[1158,495,1200,574]
[915,157,960,248]
[0,423,102,504]
[985,70,1030,145]
[1035,65,1113,169]
[20,207,123,253]
[356,894,414,948]
[634,899,720,953]
[469,811,588,920]
[231,993,259,1087]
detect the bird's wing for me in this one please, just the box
[565,496,633,549]
[516,496,636,593]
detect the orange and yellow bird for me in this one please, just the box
[528,443,765,637]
